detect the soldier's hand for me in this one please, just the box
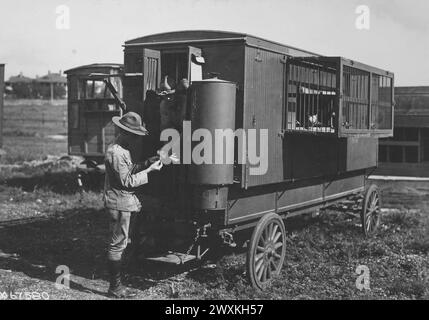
[149,160,163,172]
[145,155,160,166]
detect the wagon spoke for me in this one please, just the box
[267,262,272,278]
[258,235,266,248]
[366,215,372,231]
[257,262,265,281]
[273,252,282,260]
[260,232,266,244]
[370,204,379,213]
[262,263,268,282]
[370,193,378,209]
[369,193,374,206]
[270,259,277,271]
[268,223,274,240]
[270,225,279,241]
[373,199,379,210]
[255,253,264,269]
[255,256,264,273]
[372,213,379,227]
[273,231,282,244]
[255,252,265,262]
[274,241,283,250]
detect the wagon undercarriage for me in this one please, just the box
[134,176,381,289]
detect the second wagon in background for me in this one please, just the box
[66,63,123,167]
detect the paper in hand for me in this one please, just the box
[158,150,180,164]
[169,154,180,164]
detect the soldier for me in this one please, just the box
[104,111,163,298]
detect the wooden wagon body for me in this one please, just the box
[71,31,395,288]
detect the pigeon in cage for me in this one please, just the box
[308,114,322,127]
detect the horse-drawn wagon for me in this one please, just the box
[68,31,394,289]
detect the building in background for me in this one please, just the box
[377,86,429,176]
[34,71,67,100]
[5,71,67,100]
[5,72,34,98]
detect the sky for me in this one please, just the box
[0,0,428,86]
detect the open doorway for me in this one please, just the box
[142,46,204,153]
[159,47,204,91]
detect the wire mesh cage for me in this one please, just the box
[285,57,394,137]
[286,58,337,134]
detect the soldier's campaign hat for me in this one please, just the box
[112,112,148,136]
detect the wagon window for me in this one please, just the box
[286,60,337,133]
[70,102,79,129]
[371,75,393,130]
[105,77,121,99]
[77,80,84,99]
[286,57,394,138]
[93,80,106,98]
[84,80,107,99]
[342,66,370,130]
[85,80,93,99]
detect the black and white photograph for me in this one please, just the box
[0,0,428,306]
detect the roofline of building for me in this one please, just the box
[395,86,429,95]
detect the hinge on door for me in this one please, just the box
[280,56,287,64]
[251,115,257,127]
[255,49,262,62]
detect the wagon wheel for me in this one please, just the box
[361,184,381,237]
[246,213,286,290]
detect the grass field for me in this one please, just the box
[1,99,67,164]
[0,171,427,300]
[0,100,427,300]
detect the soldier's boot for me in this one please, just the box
[107,260,138,299]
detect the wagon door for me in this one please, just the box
[188,46,203,82]
[142,48,161,101]
[242,48,285,188]
[339,59,394,138]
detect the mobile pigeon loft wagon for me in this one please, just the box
[78,31,395,289]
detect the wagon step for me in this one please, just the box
[144,252,197,265]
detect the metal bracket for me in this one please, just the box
[103,79,126,112]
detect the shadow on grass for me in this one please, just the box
[2,170,104,195]
[0,207,191,298]
[0,192,383,299]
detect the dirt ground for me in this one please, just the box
[0,100,427,300]
[0,158,427,300]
